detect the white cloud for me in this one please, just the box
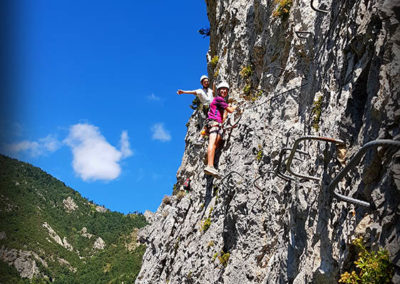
[64,123,133,182]
[120,131,133,158]
[40,135,62,152]
[151,123,171,142]
[147,93,161,101]
[1,135,61,157]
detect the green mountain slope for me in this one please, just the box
[0,155,147,283]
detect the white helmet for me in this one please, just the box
[200,75,209,84]
[217,81,229,90]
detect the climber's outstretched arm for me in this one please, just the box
[177,90,196,95]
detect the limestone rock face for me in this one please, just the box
[63,196,78,212]
[0,246,44,279]
[93,237,106,250]
[144,210,155,224]
[136,0,400,283]
[80,227,94,239]
[42,222,73,251]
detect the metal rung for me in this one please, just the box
[250,175,279,212]
[328,139,400,207]
[253,171,275,191]
[254,175,264,191]
[295,31,313,39]
[286,136,345,181]
[276,147,310,181]
[311,0,329,14]
[220,171,245,193]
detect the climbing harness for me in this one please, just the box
[328,139,400,207]
[208,120,223,136]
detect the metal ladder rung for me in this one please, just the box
[276,147,310,181]
[286,136,344,181]
[295,31,313,39]
[311,0,329,14]
[328,139,400,207]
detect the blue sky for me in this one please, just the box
[1,1,210,214]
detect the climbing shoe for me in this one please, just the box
[204,166,220,178]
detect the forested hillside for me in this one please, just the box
[0,155,147,283]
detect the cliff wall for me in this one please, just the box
[136,0,400,283]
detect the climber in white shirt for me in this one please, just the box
[177,75,214,106]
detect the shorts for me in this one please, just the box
[208,120,223,136]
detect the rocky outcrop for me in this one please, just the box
[95,205,108,213]
[0,246,45,279]
[80,227,94,239]
[57,257,77,273]
[42,222,73,251]
[144,210,155,223]
[93,237,106,250]
[136,0,400,283]
[125,228,140,252]
[63,196,78,212]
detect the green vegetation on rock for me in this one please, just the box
[311,95,323,131]
[272,0,293,20]
[339,237,393,284]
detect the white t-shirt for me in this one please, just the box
[194,88,214,106]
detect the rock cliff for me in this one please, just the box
[136,0,400,283]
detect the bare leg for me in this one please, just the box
[214,134,222,152]
[207,133,218,167]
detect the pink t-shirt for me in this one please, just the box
[208,96,229,123]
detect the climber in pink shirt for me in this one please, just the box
[204,81,237,177]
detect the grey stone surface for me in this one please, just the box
[0,246,43,279]
[63,196,78,212]
[136,0,400,283]
[93,237,106,250]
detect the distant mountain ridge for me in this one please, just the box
[0,154,147,283]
